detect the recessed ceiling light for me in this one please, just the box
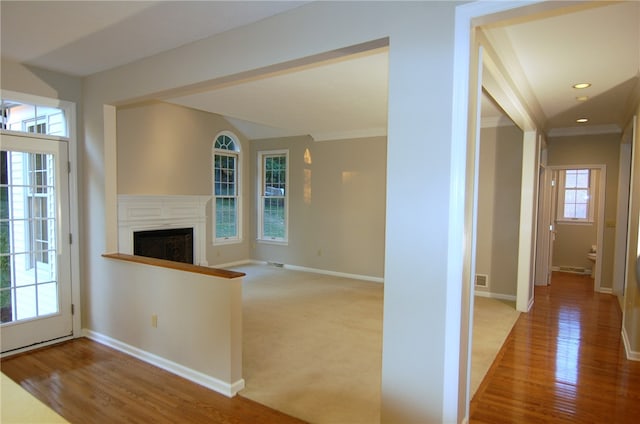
[573,83,591,89]
[576,118,589,123]
[576,96,589,102]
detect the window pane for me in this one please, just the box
[565,170,577,188]
[576,189,589,203]
[263,197,285,239]
[215,135,236,151]
[576,170,589,188]
[215,198,237,238]
[561,169,591,221]
[37,282,58,315]
[1,100,67,137]
[15,285,37,321]
[564,204,576,218]
[575,204,587,219]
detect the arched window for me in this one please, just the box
[213,132,241,243]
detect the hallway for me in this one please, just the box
[470,271,640,423]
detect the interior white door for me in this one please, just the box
[534,166,556,286]
[1,133,72,353]
[548,169,558,285]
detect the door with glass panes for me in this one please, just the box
[1,133,72,353]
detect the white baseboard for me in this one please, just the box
[283,263,384,283]
[551,265,592,275]
[215,258,384,283]
[598,287,613,294]
[210,259,256,269]
[622,326,640,361]
[83,329,245,397]
[474,291,516,302]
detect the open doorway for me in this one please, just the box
[537,165,607,292]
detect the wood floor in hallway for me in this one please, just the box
[470,271,640,423]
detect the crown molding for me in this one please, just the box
[547,124,622,138]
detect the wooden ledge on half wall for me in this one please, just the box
[102,253,245,279]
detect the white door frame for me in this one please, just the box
[535,164,556,286]
[546,164,607,292]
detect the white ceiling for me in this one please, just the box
[1,1,639,140]
[0,1,309,77]
[481,1,640,135]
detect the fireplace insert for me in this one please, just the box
[133,228,194,264]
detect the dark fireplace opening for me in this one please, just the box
[133,228,194,264]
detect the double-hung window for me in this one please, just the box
[557,168,594,223]
[213,132,241,243]
[258,150,288,243]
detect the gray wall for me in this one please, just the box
[116,102,252,266]
[116,102,386,278]
[1,59,82,104]
[476,124,523,298]
[251,135,386,279]
[547,133,620,289]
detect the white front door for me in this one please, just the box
[1,133,73,353]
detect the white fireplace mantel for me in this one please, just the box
[118,195,211,266]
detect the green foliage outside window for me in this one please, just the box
[1,151,12,322]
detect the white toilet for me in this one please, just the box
[587,245,597,278]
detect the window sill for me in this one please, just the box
[256,239,288,246]
[214,238,242,246]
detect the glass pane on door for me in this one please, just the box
[1,149,59,323]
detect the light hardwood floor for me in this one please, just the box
[1,338,304,424]
[470,271,640,423]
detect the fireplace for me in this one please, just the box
[134,227,194,264]
[118,195,210,266]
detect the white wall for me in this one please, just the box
[623,110,640,359]
[81,2,469,422]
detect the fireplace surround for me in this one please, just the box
[118,195,210,266]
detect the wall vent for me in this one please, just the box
[475,274,489,288]
[268,262,284,268]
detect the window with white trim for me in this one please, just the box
[557,168,594,223]
[258,150,288,242]
[213,132,241,243]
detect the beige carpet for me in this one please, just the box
[234,264,519,423]
[470,296,520,396]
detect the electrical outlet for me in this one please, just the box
[317,249,322,256]
[151,314,158,328]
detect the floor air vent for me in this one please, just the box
[475,274,488,288]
